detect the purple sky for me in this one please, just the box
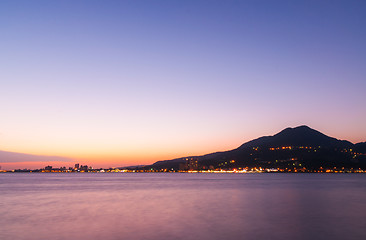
[1,0,365,169]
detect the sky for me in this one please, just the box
[1,0,366,170]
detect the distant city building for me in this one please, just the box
[45,166,52,171]
[80,165,88,171]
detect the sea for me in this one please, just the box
[1,173,365,240]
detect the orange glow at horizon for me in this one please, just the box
[1,125,365,171]
[0,142,242,170]
[0,133,248,170]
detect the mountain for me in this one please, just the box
[145,125,366,171]
[354,142,366,153]
[237,125,353,149]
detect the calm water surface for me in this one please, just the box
[1,173,365,240]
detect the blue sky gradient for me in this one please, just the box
[1,0,365,168]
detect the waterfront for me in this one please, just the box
[1,173,365,240]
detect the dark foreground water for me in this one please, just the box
[1,173,365,240]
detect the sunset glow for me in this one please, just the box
[1,0,366,170]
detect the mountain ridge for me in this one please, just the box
[146,125,365,170]
[237,125,353,149]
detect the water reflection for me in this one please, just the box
[1,173,365,240]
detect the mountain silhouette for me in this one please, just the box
[237,125,353,149]
[146,125,365,170]
[355,142,366,153]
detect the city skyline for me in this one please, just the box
[1,0,366,170]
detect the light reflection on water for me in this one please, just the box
[1,173,366,240]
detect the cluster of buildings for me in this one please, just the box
[43,163,91,172]
[2,163,93,173]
